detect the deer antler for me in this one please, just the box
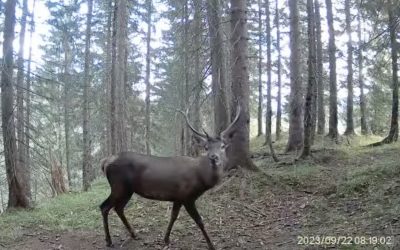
[177,109,207,138]
[221,104,241,139]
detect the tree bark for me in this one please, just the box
[275,0,282,140]
[145,0,152,155]
[190,0,202,157]
[25,0,36,198]
[315,0,325,135]
[116,0,128,152]
[382,5,398,143]
[1,0,30,209]
[62,30,72,188]
[229,0,257,171]
[357,8,368,135]
[105,0,113,156]
[110,0,118,154]
[286,0,303,152]
[265,0,272,143]
[325,0,338,140]
[82,0,93,191]
[16,0,30,199]
[207,0,229,135]
[344,0,355,135]
[257,0,263,137]
[301,0,317,158]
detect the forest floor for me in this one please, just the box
[1,135,400,250]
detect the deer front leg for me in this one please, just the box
[184,202,215,250]
[164,202,182,245]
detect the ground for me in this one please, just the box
[1,135,399,250]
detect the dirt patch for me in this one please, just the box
[2,185,309,250]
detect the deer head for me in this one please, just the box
[180,105,241,167]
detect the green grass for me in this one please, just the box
[0,180,110,243]
[1,134,399,248]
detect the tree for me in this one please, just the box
[265,0,272,142]
[257,0,263,137]
[25,0,36,195]
[315,0,325,135]
[229,0,257,170]
[16,0,30,199]
[145,0,152,155]
[325,0,338,140]
[82,0,93,191]
[357,7,368,135]
[344,0,355,135]
[190,0,202,157]
[286,0,303,152]
[110,0,129,154]
[275,0,282,140]
[62,22,73,188]
[207,0,229,134]
[1,0,30,208]
[380,4,398,143]
[105,0,113,156]
[115,0,128,152]
[301,0,317,158]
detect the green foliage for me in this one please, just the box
[0,181,109,243]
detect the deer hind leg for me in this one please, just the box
[164,202,182,245]
[184,202,215,250]
[100,196,114,247]
[114,191,136,239]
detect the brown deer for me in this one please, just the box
[99,106,241,250]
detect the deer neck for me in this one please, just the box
[198,156,224,189]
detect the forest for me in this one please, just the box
[0,0,399,249]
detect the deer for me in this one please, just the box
[99,105,242,250]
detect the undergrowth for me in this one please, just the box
[1,135,399,248]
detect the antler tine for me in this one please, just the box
[221,104,241,139]
[177,109,207,138]
[202,128,210,138]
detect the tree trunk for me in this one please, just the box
[275,0,282,141]
[190,0,202,157]
[16,0,30,199]
[62,31,72,188]
[357,8,368,135]
[110,0,118,154]
[257,0,263,137]
[229,0,257,171]
[265,0,272,143]
[1,0,29,209]
[301,0,317,158]
[183,0,190,155]
[116,0,128,152]
[145,0,152,155]
[344,0,355,135]
[25,0,35,198]
[382,6,398,143]
[105,0,113,156]
[82,0,93,191]
[325,0,338,140]
[207,0,229,135]
[286,0,303,152]
[315,0,325,135]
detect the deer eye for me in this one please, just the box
[221,144,226,149]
